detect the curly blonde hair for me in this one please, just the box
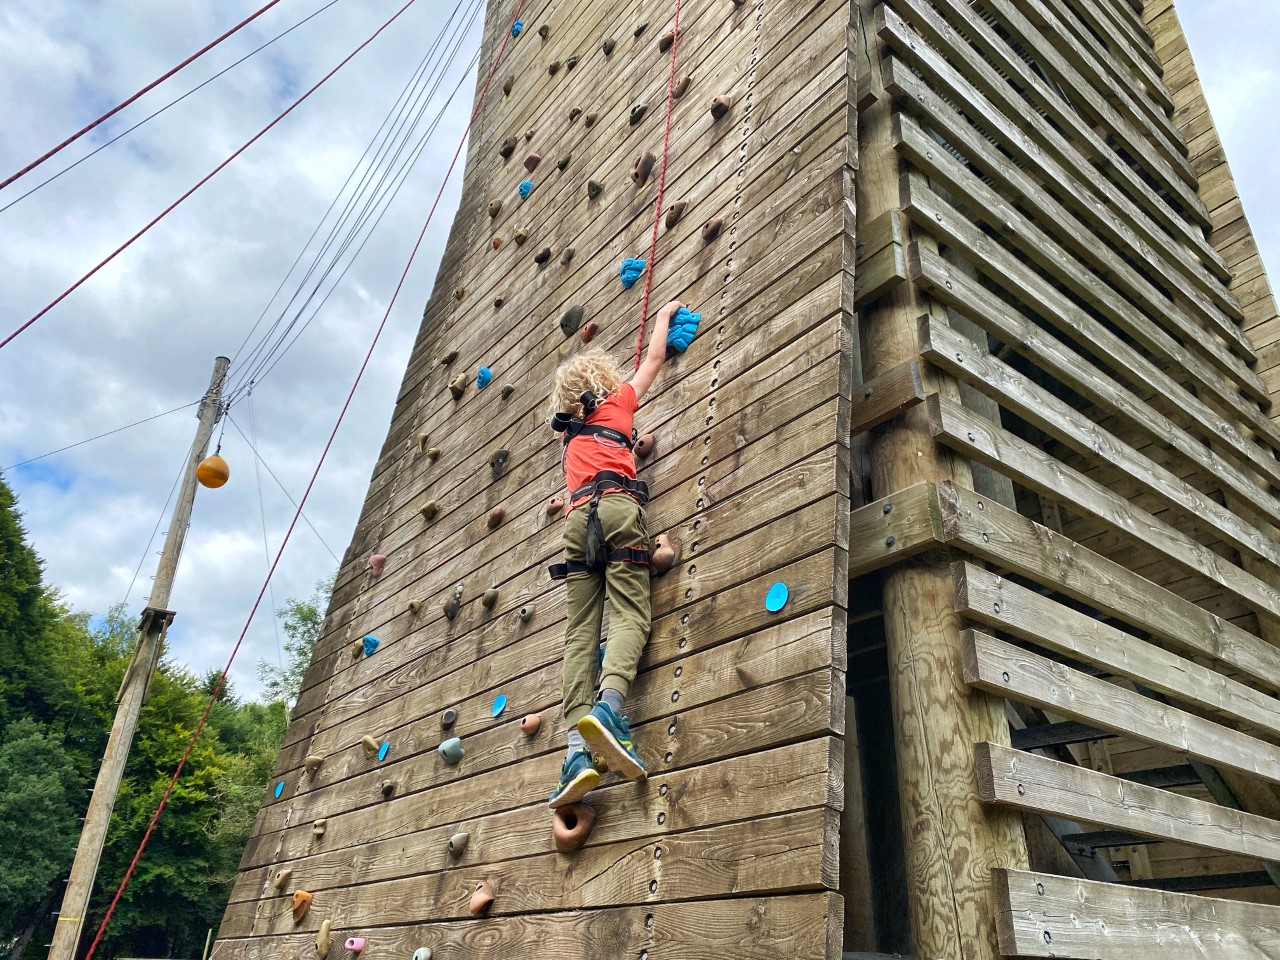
[550,347,626,418]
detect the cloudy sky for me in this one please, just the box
[1,0,1276,701]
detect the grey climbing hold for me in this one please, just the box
[361,735,379,759]
[441,707,458,730]
[502,74,514,96]
[518,603,536,623]
[501,384,515,399]
[556,154,571,171]
[534,247,552,265]
[448,832,470,857]
[440,349,459,365]
[538,23,550,39]
[630,102,649,125]
[524,151,541,172]
[453,286,466,300]
[420,499,439,521]
[559,247,575,266]
[409,598,423,614]
[602,37,615,55]
[380,779,396,799]
[482,587,499,610]
[413,950,433,960]
[703,217,723,242]
[586,180,603,201]
[658,30,676,53]
[548,60,561,76]
[312,818,327,838]
[584,111,598,128]
[513,228,528,245]
[416,432,430,452]
[439,737,465,765]
[448,374,468,400]
[305,754,323,775]
[272,867,293,891]
[443,584,463,621]
[565,55,578,70]
[710,94,733,120]
[499,136,517,160]
[489,199,503,218]
[560,304,584,336]
[426,447,441,461]
[569,107,582,122]
[631,150,657,187]
[490,447,510,480]
[633,20,648,38]
[665,201,686,228]
[674,74,691,99]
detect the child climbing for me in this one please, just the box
[546,298,695,809]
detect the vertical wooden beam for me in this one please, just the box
[852,4,1027,958]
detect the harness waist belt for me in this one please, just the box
[570,470,649,506]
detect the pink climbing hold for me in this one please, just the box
[345,938,366,954]
[581,320,600,343]
[520,714,542,735]
[369,554,387,576]
[524,151,542,172]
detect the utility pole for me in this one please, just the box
[49,356,229,960]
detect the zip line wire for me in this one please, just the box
[81,3,528,951]
[224,0,480,400]
[1,0,426,353]
[2,400,200,471]
[0,0,348,216]
[245,390,284,668]
[0,0,290,191]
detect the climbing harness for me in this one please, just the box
[548,470,652,581]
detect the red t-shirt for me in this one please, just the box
[563,383,639,506]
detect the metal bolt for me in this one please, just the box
[993,601,1002,614]
[1043,931,1052,944]
[649,880,658,893]
[668,721,677,735]
[1018,783,1026,796]
[864,385,874,398]
[1002,671,1010,682]
[1036,882,1044,895]
[654,847,662,860]
[886,535,896,548]
[883,502,893,515]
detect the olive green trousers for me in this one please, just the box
[561,492,652,724]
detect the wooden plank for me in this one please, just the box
[953,563,1280,742]
[976,741,1280,863]
[846,482,940,577]
[849,359,924,436]
[964,631,1280,786]
[995,868,1280,959]
[918,316,1280,565]
[927,393,1280,624]
[935,482,1280,693]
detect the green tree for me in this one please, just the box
[256,574,333,707]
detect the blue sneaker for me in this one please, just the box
[548,748,600,809]
[577,700,647,781]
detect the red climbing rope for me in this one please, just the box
[0,0,423,354]
[0,0,288,191]
[79,3,528,955]
[634,0,684,372]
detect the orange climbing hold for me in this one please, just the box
[551,803,596,853]
[635,433,656,458]
[196,454,230,489]
[492,236,502,250]
[470,881,496,915]
[520,713,542,735]
[292,890,313,923]
[651,533,680,576]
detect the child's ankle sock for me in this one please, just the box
[599,688,624,715]
[567,729,586,758]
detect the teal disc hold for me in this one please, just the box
[492,693,507,717]
[274,781,284,799]
[765,581,789,612]
[377,741,390,762]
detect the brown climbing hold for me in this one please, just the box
[710,94,733,120]
[470,881,496,916]
[487,506,506,529]
[448,832,470,858]
[673,74,691,99]
[651,532,681,576]
[420,500,439,522]
[292,890,313,923]
[633,20,648,38]
[548,60,561,76]
[513,228,528,245]
[501,384,515,400]
[380,779,396,799]
[316,919,332,958]
[492,236,502,250]
[702,217,723,242]
[368,554,386,576]
[580,320,599,343]
[560,304,584,336]
[635,433,656,458]
[426,447,441,461]
[502,74,514,96]
[409,598,423,614]
[552,803,597,853]
[630,102,649,125]
[658,30,676,53]
[453,286,466,300]
[482,587,499,610]
[537,22,550,39]
[520,713,542,735]
[523,152,541,172]
[441,707,458,730]
[488,199,502,218]
[361,735,379,759]
[534,247,552,265]
[559,247,575,266]
[584,111,598,128]
[556,154,571,171]
[493,297,505,309]
[448,374,468,400]
[569,107,582,122]
[631,150,657,187]
[440,349,459,365]
[664,201,686,228]
[416,432,430,452]
[602,37,615,55]
[499,136,516,160]
[272,867,293,891]
[524,128,535,142]
[546,495,565,516]
[305,754,323,775]
[312,818,327,838]
[349,640,362,660]
[565,55,578,70]
[443,584,463,621]
[586,179,603,201]
[490,447,510,480]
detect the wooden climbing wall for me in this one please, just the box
[213,0,853,957]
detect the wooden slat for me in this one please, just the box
[953,563,1280,742]
[976,741,1280,862]
[995,868,1280,958]
[964,630,1280,785]
[849,359,924,436]
[846,483,940,577]
[927,393,1280,623]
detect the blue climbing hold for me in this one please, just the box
[274,780,285,799]
[511,19,523,37]
[492,693,508,717]
[519,180,534,199]
[477,366,493,389]
[619,258,647,288]
[667,306,701,353]
[362,634,380,657]
[377,740,390,762]
[765,581,789,612]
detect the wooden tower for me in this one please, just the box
[213,0,1280,957]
